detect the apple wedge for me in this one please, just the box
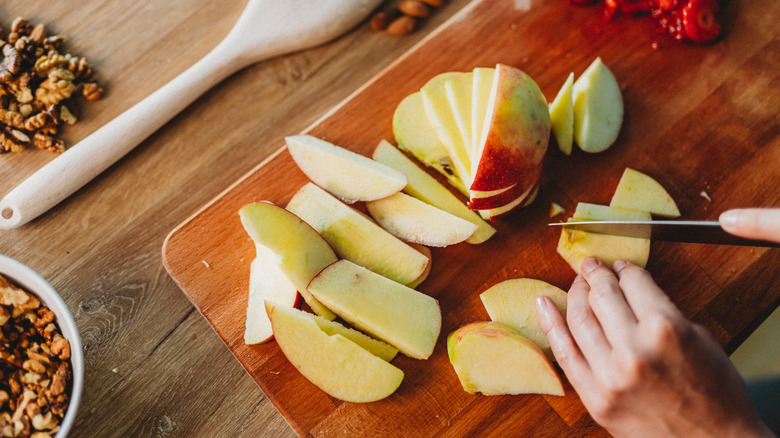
[285,135,407,203]
[480,278,567,360]
[610,168,681,217]
[471,67,495,168]
[239,202,337,320]
[307,260,442,360]
[393,92,468,195]
[549,72,575,156]
[266,302,404,403]
[306,309,398,362]
[365,192,478,247]
[286,183,429,286]
[472,64,550,193]
[444,73,475,168]
[407,243,432,289]
[467,173,538,211]
[557,202,651,274]
[477,182,539,221]
[447,321,564,396]
[244,245,301,344]
[572,57,623,153]
[372,140,495,244]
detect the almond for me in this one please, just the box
[386,15,418,35]
[399,0,431,18]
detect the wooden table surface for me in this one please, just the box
[1,0,778,436]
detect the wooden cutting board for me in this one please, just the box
[162,0,780,436]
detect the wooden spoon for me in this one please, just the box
[0,0,382,229]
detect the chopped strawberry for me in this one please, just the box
[682,0,721,43]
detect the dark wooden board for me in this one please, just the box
[163,0,780,435]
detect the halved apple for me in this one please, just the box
[286,183,429,286]
[480,278,567,360]
[447,321,564,396]
[472,64,550,193]
[266,302,404,403]
[610,168,680,217]
[307,260,442,360]
[365,192,478,247]
[549,72,575,156]
[285,135,406,203]
[244,245,301,344]
[557,202,651,274]
[572,57,623,153]
[239,202,337,320]
[372,140,496,244]
[393,92,468,195]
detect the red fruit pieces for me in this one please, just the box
[682,0,721,42]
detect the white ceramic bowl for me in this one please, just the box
[0,254,83,437]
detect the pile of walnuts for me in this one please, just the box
[0,275,72,438]
[0,17,104,154]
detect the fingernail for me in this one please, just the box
[581,257,600,274]
[719,210,740,230]
[613,259,628,273]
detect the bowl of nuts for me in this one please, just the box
[0,254,83,438]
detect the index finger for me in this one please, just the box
[719,208,780,243]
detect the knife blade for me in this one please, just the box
[549,220,780,247]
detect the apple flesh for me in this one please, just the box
[471,67,495,167]
[444,72,475,169]
[549,72,574,156]
[572,57,623,153]
[372,140,495,244]
[287,182,429,286]
[266,302,404,403]
[476,183,539,221]
[365,192,478,247]
[610,168,680,217]
[307,260,442,360]
[557,202,651,274]
[306,308,398,362]
[244,245,301,344]
[447,321,564,396]
[406,243,432,289]
[480,278,567,360]
[239,202,337,320]
[393,92,468,195]
[285,135,406,203]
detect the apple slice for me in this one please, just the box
[610,168,681,217]
[472,64,550,193]
[393,92,468,195]
[447,321,564,396]
[471,67,495,169]
[557,202,651,274]
[244,246,302,345]
[307,260,442,360]
[480,279,567,360]
[421,72,472,188]
[239,202,337,320]
[549,72,575,156]
[406,243,432,289]
[444,73,476,171]
[287,183,429,286]
[372,140,495,244]
[572,57,624,153]
[285,135,406,203]
[266,302,404,402]
[467,173,538,210]
[477,182,539,220]
[306,309,398,362]
[365,192,478,247]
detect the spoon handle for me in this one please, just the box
[0,37,250,229]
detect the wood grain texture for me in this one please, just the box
[0,0,473,436]
[163,0,780,436]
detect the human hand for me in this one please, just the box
[536,257,774,438]
[720,208,780,244]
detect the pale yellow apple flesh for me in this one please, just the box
[610,168,681,217]
[447,321,564,396]
[365,192,478,247]
[406,243,432,289]
[480,278,567,360]
[287,183,429,286]
[393,92,468,195]
[421,72,472,188]
[572,57,624,153]
[307,260,442,360]
[476,183,539,220]
[471,67,495,170]
[549,72,574,156]
[239,202,337,320]
[285,135,406,203]
[557,202,651,274]
[244,245,301,345]
[306,308,398,362]
[266,302,404,403]
[444,72,475,171]
[372,140,495,244]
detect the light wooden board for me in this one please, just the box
[163,0,780,436]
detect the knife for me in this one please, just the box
[549,220,780,247]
